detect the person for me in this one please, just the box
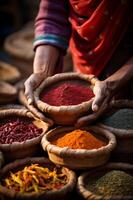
[24,0,133,126]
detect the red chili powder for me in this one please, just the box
[0,118,43,144]
[40,82,94,106]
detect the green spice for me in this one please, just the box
[87,170,133,198]
[101,109,133,130]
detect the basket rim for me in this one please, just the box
[0,61,21,83]
[41,125,116,158]
[34,72,98,113]
[0,157,77,198]
[98,123,133,138]
[4,29,34,60]
[77,162,133,200]
[0,108,49,150]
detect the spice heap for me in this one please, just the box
[40,82,94,106]
[87,170,133,198]
[0,118,42,144]
[101,108,133,129]
[52,129,106,150]
[3,164,67,193]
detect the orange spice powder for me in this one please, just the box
[52,129,106,150]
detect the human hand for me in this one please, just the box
[75,79,115,127]
[24,45,60,124]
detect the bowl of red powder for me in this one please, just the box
[34,72,97,125]
[0,107,49,161]
[41,126,116,169]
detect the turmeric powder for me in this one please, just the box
[52,129,106,150]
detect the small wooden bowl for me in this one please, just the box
[34,72,98,125]
[77,162,133,200]
[0,108,49,161]
[41,126,116,169]
[0,61,21,83]
[0,157,77,200]
[0,81,17,104]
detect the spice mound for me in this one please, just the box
[3,164,67,193]
[0,118,42,144]
[101,108,133,130]
[52,129,106,150]
[40,82,94,106]
[87,170,133,198]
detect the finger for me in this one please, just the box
[75,112,98,128]
[76,97,110,128]
[92,90,105,112]
[27,103,54,126]
[24,81,34,105]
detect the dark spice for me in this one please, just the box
[40,82,94,106]
[101,109,133,129]
[87,170,133,198]
[0,118,43,144]
[3,164,67,193]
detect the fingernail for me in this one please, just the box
[92,105,98,112]
[28,98,32,105]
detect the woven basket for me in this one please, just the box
[0,157,76,200]
[0,108,49,161]
[41,126,116,169]
[0,151,4,168]
[34,72,98,125]
[0,81,17,104]
[77,162,133,200]
[0,61,21,83]
[99,99,133,154]
[4,28,34,60]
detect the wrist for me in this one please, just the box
[33,45,60,75]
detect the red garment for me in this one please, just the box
[69,0,133,76]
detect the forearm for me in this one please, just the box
[33,45,60,76]
[105,56,133,92]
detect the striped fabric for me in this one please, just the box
[34,34,68,50]
[34,0,71,52]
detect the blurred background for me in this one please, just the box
[0,0,72,81]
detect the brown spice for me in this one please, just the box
[52,129,106,150]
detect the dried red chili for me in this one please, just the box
[0,118,42,144]
[40,82,94,106]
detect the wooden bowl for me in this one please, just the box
[34,72,98,125]
[0,81,17,104]
[41,126,116,169]
[0,157,76,200]
[77,162,133,200]
[0,108,49,161]
[0,61,21,83]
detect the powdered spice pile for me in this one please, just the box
[40,82,94,106]
[52,129,106,150]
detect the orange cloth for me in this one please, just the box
[69,0,133,76]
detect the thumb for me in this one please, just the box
[92,89,105,112]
